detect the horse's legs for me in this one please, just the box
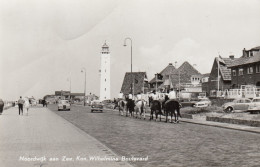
[174,110,177,123]
[150,110,153,121]
[165,111,168,123]
[170,111,173,123]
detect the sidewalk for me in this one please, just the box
[107,108,260,134]
[0,107,132,167]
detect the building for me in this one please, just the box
[169,61,202,93]
[121,72,149,95]
[99,42,111,101]
[241,46,260,58]
[229,52,260,88]
[201,73,210,95]
[206,56,237,96]
[149,63,176,92]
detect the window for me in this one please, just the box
[247,66,253,74]
[105,88,106,91]
[232,70,236,76]
[239,68,244,75]
[105,79,106,82]
[256,65,260,73]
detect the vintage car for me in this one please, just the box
[180,99,199,107]
[248,97,260,113]
[91,100,104,112]
[58,100,71,111]
[222,98,252,112]
[194,98,212,108]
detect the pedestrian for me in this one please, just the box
[0,98,4,115]
[24,98,30,116]
[18,96,25,115]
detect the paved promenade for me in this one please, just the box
[0,107,132,167]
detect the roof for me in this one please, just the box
[202,73,210,77]
[121,72,148,95]
[215,57,238,80]
[169,61,201,87]
[250,46,260,50]
[149,63,176,83]
[229,52,260,67]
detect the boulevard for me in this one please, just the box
[48,104,260,167]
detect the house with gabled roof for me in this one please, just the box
[169,61,202,92]
[149,63,176,92]
[121,72,149,95]
[206,55,238,96]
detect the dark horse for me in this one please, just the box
[126,98,135,117]
[150,100,164,121]
[164,100,181,123]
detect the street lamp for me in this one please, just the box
[175,61,180,100]
[123,37,134,95]
[81,67,86,106]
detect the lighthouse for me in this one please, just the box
[99,42,111,101]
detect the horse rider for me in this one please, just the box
[165,88,177,105]
[114,91,124,109]
[151,90,159,101]
[118,91,124,100]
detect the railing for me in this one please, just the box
[210,86,260,99]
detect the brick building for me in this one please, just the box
[229,52,260,88]
[206,56,237,96]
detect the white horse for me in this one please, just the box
[134,100,147,119]
[118,100,127,116]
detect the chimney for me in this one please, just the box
[229,55,235,60]
[169,63,173,66]
[242,48,247,57]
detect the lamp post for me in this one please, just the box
[175,61,180,100]
[81,68,86,106]
[123,37,134,96]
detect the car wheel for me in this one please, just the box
[68,109,70,111]
[192,104,195,107]
[91,110,93,113]
[58,109,60,111]
[226,107,233,113]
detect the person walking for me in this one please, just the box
[0,98,4,115]
[24,98,30,116]
[18,96,25,115]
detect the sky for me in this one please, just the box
[1,0,260,101]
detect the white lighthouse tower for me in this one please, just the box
[99,42,111,101]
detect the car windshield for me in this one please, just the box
[60,100,69,104]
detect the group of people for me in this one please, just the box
[17,96,30,116]
[115,88,177,106]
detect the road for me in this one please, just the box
[48,104,260,167]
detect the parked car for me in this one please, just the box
[180,99,199,107]
[91,100,104,112]
[222,98,252,112]
[58,100,71,111]
[194,98,212,108]
[248,97,260,112]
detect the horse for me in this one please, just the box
[164,100,181,123]
[118,100,127,116]
[134,100,147,119]
[126,98,135,117]
[150,100,163,121]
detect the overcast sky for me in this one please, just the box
[1,0,260,100]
